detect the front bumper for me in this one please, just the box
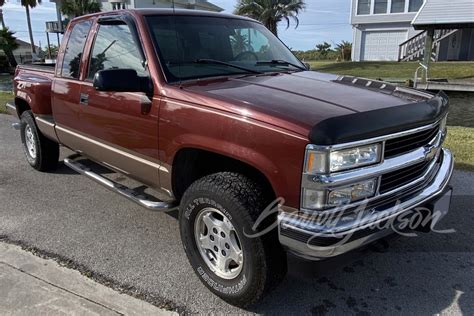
[278,148,454,260]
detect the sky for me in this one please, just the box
[1,0,353,51]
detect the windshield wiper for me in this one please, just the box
[256,59,307,71]
[194,59,262,74]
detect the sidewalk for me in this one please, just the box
[0,242,176,315]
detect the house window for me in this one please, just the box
[391,0,406,13]
[357,0,371,15]
[374,0,388,14]
[409,0,423,12]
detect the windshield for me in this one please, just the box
[145,15,305,82]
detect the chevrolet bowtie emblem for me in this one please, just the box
[424,145,437,161]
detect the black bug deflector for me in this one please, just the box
[309,77,449,146]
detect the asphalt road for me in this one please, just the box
[1,113,473,315]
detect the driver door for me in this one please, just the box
[77,19,161,189]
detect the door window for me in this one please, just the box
[87,23,147,80]
[61,21,92,79]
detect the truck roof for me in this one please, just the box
[70,8,257,24]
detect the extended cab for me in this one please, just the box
[6,9,453,307]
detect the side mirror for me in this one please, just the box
[304,62,311,70]
[93,69,152,94]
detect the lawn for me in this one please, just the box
[310,61,474,81]
[0,91,13,114]
[444,127,474,172]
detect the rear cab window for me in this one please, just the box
[60,20,92,79]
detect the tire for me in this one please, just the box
[179,172,287,307]
[20,111,59,172]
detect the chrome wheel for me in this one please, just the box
[194,208,244,279]
[24,124,37,159]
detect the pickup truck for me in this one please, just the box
[6,9,453,307]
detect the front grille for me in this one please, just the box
[379,160,432,194]
[384,125,439,158]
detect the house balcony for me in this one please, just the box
[46,21,67,34]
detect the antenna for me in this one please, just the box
[172,0,175,12]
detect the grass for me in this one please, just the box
[444,127,474,172]
[0,91,13,114]
[310,61,474,81]
[446,92,474,128]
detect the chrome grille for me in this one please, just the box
[379,160,432,194]
[384,125,440,158]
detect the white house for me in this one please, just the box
[351,0,474,61]
[47,0,223,33]
[99,0,223,11]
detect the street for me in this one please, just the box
[1,113,473,314]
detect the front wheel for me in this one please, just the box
[20,111,59,171]
[179,172,287,307]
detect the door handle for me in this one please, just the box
[80,93,89,105]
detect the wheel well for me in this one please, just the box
[15,98,31,117]
[172,148,276,201]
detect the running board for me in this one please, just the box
[63,156,178,212]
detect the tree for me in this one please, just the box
[315,42,331,59]
[335,40,352,61]
[234,0,305,37]
[230,30,250,54]
[61,0,101,18]
[21,0,41,55]
[0,0,6,29]
[0,28,19,67]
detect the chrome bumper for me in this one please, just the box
[278,148,454,260]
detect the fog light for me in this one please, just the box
[328,179,377,206]
[302,188,326,209]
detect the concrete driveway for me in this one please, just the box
[1,113,473,314]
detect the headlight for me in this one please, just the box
[305,143,381,174]
[302,178,378,210]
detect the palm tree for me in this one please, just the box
[230,30,250,54]
[0,28,19,67]
[0,0,6,29]
[21,0,41,55]
[335,41,352,61]
[61,0,101,18]
[234,0,305,37]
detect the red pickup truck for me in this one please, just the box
[6,9,453,307]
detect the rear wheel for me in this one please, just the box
[179,172,287,307]
[20,111,59,171]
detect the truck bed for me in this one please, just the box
[18,63,55,74]
[14,64,55,116]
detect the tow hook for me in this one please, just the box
[11,122,21,130]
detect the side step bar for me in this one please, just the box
[64,156,178,212]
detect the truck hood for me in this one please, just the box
[182,71,445,143]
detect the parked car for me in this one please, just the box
[6,9,453,307]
